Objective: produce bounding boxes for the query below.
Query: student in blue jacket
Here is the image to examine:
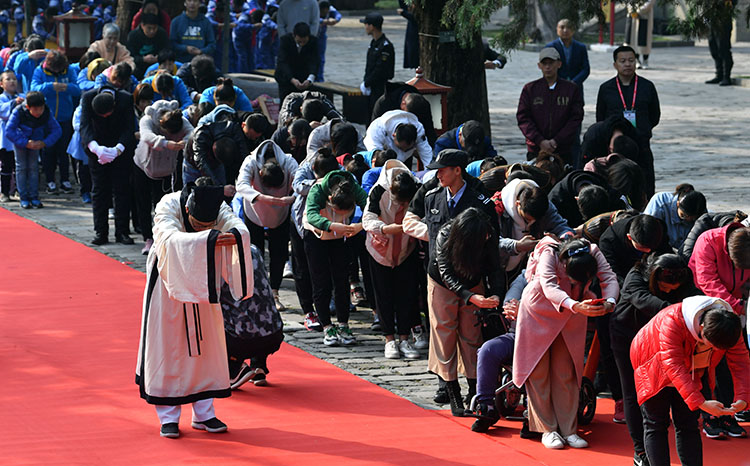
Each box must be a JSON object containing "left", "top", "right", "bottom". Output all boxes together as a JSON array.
[
  {"left": 31, "top": 50, "right": 81, "bottom": 194},
  {"left": 170, "top": 0, "right": 216, "bottom": 63},
  {"left": 6, "top": 91, "right": 62, "bottom": 208},
  {"left": 0, "top": 70, "right": 23, "bottom": 202},
  {"left": 141, "top": 72, "right": 192, "bottom": 110}
]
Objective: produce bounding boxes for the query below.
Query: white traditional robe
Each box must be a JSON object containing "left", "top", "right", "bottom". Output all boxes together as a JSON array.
[{"left": 136, "top": 192, "right": 253, "bottom": 405}]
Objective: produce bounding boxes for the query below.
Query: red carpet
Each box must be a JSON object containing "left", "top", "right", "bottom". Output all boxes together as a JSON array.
[{"left": 1, "top": 207, "right": 749, "bottom": 465}]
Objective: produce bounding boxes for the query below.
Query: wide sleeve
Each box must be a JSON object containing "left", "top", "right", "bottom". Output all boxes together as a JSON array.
[
  {"left": 139, "top": 115, "right": 168, "bottom": 150},
  {"left": 537, "top": 247, "right": 575, "bottom": 311},
  {"left": 235, "top": 155, "right": 261, "bottom": 202}
]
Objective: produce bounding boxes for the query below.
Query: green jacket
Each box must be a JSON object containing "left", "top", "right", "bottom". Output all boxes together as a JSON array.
[{"left": 305, "top": 170, "right": 368, "bottom": 233}]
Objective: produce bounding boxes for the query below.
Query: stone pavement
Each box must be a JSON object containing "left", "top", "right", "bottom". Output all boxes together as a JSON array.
[{"left": 3, "top": 13, "right": 750, "bottom": 412}]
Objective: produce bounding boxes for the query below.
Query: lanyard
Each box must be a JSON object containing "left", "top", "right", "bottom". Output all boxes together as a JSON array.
[{"left": 616, "top": 75, "right": 638, "bottom": 111}]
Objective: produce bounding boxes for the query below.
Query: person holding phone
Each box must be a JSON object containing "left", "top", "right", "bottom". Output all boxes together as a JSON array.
[{"left": 513, "top": 237, "right": 619, "bottom": 449}]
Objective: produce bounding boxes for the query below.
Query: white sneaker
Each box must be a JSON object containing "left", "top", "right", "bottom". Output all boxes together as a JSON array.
[
  {"left": 272, "top": 290, "right": 286, "bottom": 312},
  {"left": 541, "top": 431, "right": 565, "bottom": 449},
  {"left": 641, "top": 58, "right": 649, "bottom": 70},
  {"left": 108, "top": 208, "right": 115, "bottom": 219},
  {"left": 564, "top": 433, "right": 589, "bottom": 449},
  {"left": 411, "top": 326, "right": 429, "bottom": 350},
  {"left": 384, "top": 340, "right": 400, "bottom": 359},
  {"left": 399, "top": 339, "right": 420, "bottom": 359},
  {"left": 283, "top": 260, "right": 293, "bottom": 278}
]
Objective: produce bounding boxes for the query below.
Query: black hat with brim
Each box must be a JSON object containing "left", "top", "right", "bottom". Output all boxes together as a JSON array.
[{"left": 426, "top": 148, "right": 469, "bottom": 170}]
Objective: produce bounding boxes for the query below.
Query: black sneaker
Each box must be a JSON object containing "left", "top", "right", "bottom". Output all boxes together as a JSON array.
[
  {"left": 721, "top": 415, "right": 747, "bottom": 438},
  {"left": 160, "top": 422, "right": 180, "bottom": 438},
  {"left": 433, "top": 386, "right": 448, "bottom": 404},
  {"left": 229, "top": 363, "right": 253, "bottom": 390},
  {"left": 191, "top": 417, "right": 227, "bottom": 433},
  {"left": 633, "top": 451, "right": 650, "bottom": 466},
  {"left": 469, "top": 401, "right": 501, "bottom": 433},
  {"left": 703, "top": 416, "right": 727, "bottom": 439},
  {"left": 735, "top": 410, "right": 750, "bottom": 423}
]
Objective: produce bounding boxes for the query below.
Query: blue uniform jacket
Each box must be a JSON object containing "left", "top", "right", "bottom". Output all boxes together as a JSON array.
[{"left": 30, "top": 64, "right": 81, "bottom": 121}]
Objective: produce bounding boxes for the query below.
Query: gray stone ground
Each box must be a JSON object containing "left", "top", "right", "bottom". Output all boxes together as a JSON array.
[{"left": 3, "top": 14, "right": 750, "bottom": 411}]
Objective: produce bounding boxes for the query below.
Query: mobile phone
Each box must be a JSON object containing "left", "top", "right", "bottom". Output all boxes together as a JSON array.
[{"left": 588, "top": 298, "right": 606, "bottom": 305}]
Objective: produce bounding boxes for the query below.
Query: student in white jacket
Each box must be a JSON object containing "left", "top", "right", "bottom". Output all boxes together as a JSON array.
[
  {"left": 363, "top": 109, "right": 433, "bottom": 170},
  {"left": 236, "top": 139, "right": 299, "bottom": 310}
]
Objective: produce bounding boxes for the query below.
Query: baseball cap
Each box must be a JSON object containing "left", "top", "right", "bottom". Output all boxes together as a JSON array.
[
  {"left": 460, "top": 120, "right": 485, "bottom": 158},
  {"left": 538, "top": 47, "right": 560, "bottom": 62},
  {"left": 426, "top": 149, "right": 468, "bottom": 170},
  {"left": 360, "top": 12, "right": 383, "bottom": 29}
]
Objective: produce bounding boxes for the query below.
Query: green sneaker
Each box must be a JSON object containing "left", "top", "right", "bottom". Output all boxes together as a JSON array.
[
  {"left": 337, "top": 324, "right": 356, "bottom": 346},
  {"left": 323, "top": 326, "right": 339, "bottom": 346}
]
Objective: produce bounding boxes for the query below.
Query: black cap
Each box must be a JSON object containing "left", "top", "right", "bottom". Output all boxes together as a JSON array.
[
  {"left": 360, "top": 12, "right": 383, "bottom": 29},
  {"left": 187, "top": 185, "right": 225, "bottom": 223},
  {"left": 426, "top": 149, "right": 468, "bottom": 170},
  {"left": 460, "top": 120, "right": 485, "bottom": 158}
]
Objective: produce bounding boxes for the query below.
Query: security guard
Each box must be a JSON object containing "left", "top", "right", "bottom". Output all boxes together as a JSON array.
[
  {"left": 401, "top": 148, "right": 498, "bottom": 408},
  {"left": 360, "top": 12, "right": 395, "bottom": 118}
]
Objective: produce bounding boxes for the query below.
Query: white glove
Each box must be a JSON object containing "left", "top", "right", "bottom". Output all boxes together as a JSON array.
[
  {"left": 359, "top": 82, "right": 371, "bottom": 96},
  {"left": 87, "top": 140, "right": 104, "bottom": 157},
  {"left": 97, "top": 147, "right": 118, "bottom": 164}
]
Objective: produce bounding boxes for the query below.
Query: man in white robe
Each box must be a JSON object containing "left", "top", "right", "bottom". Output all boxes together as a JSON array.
[{"left": 136, "top": 180, "right": 254, "bottom": 438}]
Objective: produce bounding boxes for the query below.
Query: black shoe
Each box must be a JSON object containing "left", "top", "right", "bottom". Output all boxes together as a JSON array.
[
  {"left": 91, "top": 234, "right": 109, "bottom": 245},
  {"left": 703, "top": 416, "right": 727, "bottom": 439},
  {"left": 160, "top": 422, "right": 180, "bottom": 438},
  {"left": 446, "top": 380, "right": 464, "bottom": 417},
  {"left": 433, "top": 386, "right": 449, "bottom": 404},
  {"left": 735, "top": 410, "right": 750, "bottom": 423},
  {"left": 469, "top": 401, "right": 501, "bottom": 433},
  {"left": 191, "top": 417, "right": 227, "bottom": 433},
  {"left": 721, "top": 415, "right": 747, "bottom": 438},
  {"left": 230, "top": 363, "right": 267, "bottom": 389},
  {"left": 370, "top": 318, "right": 382, "bottom": 332},
  {"left": 719, "top": 78, "right": 732, "bottom": 86},
  {"left": 115, "top": 233, "right": 134, "bottom": 245},
  {"left": 634, "top": 451, "right": 650, "bottom": 466},
  {"left": 463, "top": 378, "right": 477, "bottom": 406},
  {"left": 519, "top": 419, "right": 541, "bottom": 439},
  {"left": 705, "top": 76, "right": 722, "bottom": 84}
]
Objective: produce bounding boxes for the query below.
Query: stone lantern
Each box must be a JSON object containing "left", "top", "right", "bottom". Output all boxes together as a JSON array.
[
  {"left": 54, "top": 7, "right": 97, "bottom": 62},
  {"left": 406, "top": 66, "right": 452, "bottom": 135}
]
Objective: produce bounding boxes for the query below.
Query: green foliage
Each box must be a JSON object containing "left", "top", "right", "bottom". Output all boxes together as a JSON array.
[{"left": 662, "top": 0, "right": 736, "bottom": 38}]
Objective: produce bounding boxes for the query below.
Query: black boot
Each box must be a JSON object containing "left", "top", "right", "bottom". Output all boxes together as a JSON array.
[
  {"left": 720, "top": 62, "right": 733, "bottom": 86},
  {"left": 464, "top": 378, "right": 477, "bottom": 405},
  {"left": 446, "top": 380, "right": 464, "bottom": 417},
  {"left": 470, "top": 401, "right": 501, "bottom": 433},
  {"left": 433, "top": 376, "right": 448, "bottom": 404}
]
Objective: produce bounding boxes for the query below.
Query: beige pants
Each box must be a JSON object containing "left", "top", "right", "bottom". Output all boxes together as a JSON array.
[
  {"left": 526, "top": 333, "right": 579, "bottom": 436},
  {"left": 426, "top": 276, "right": 483, "bottom": 381}
]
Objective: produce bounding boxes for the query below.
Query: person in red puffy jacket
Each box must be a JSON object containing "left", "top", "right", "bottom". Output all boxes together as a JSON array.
[{"left": 630, "top": 296, "right": 750, "bottom": 466}]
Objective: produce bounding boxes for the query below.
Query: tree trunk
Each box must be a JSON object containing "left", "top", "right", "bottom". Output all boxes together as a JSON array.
[
  {"left": 116, "top": 0, "right": 138, "bottom": 42},
  {"left": 413, "top": 0, "right": 490, "bottom": 136}
]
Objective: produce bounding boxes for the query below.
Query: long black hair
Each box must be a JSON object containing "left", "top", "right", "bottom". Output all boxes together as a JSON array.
[
  {"left": 557, "top": 238, "right": 598, "bottom": 284},
  {"left": 443, "top": 207, "right": 497, "bottom": 281},
  {"left": 640, "top": 253, "right": 694, "bottom": 301}
]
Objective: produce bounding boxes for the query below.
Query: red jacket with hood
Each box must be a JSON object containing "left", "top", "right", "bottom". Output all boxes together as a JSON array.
[
  {"left": 630, "top": 297, "right": 750, "bottom": 410},
  {"left": 689, "top": 223, "right": 749, "bottom": 314}
]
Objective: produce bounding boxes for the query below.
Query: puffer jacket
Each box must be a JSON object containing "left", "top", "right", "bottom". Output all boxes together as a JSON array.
[
  {"left": 6, "top": 103, "right": 61, "bottom": 148},
  {"left": 630, "top": 296, "right": 750, "bottom": 410},
  {"left": 186, "top": 108, "right": 248, "bottom": 185},
  {"left": 362, "top": 159, "right": 419, "bottom": 267},
  {"left": 688, "top": 222, "right": 750, "bottom": 314},
  {"left": 679, "top": 211, "right": 746, "bottom": 262},
  {"left": 134, "top": 100, "right": 194, "bottom": 179},
  {"left": 30, "top": 64, "right": 81, "bottom": 121}
]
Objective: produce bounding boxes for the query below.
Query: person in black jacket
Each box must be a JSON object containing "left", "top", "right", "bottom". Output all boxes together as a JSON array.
[
  {"left": 609, "top": 253, "right": 698, "bottom": 466},
  {"left": 397, "top": 0, "right": 418, "bottom": 69},
  {"left": 274, "top": 22, "right": 319, "bottom": 102},
  {"left": 679, "top": 210, "right": 747, "bottom": 261},
  {"left": 599, "top": 214, "right": 670, "bottom": 284},
  {"left": 80, "top": 86, "right": 136, "bottom": 245},
  {"left": 360, "top": 13, "right": 394, "bottom": 117},
  {"left": 595, "top": 45, "right": 660, "bottom": 197},
  {"left": 549, "top": 169, "right": 624, "bottom": 228},
  {"left": 177, "top": 54, "right": 221, "bottom": 102},
  {"left": 580, "top": 114, "right": 640, "bottom": 166},
  {"left": 428, "top": 207, "right": 503, "bottom": 417},
  {"left": 127, "top": 13, "right": 170, "bottom": 80},
  {"left": 185, "top": 117, "right": 248, "bottom": 187}
]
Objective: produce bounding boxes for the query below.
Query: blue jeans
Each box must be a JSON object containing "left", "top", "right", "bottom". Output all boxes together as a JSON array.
[
  {"left": 476, "top": 333, "right": 515, "bottom": 403},
  {"left": 14, "top": 146, "right": 39, "bottom": 201}
]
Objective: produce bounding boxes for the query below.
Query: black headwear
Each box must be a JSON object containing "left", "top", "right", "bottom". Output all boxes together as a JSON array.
[{"left": 186, "top": 185, "right": 225, "bottom": 223}]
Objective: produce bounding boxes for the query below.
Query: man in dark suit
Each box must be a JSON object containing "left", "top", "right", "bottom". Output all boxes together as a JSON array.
[
  {"left": 274, "top": 22, "right": 320, "bottom": 103},
  {"left": 546, "top": 19, "right": 590, "bottom": 168}
]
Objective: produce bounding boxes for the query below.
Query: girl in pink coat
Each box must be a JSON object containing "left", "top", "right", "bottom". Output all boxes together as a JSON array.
[{"left": 513, "top": 236, "right": 619, "bottom": 449}]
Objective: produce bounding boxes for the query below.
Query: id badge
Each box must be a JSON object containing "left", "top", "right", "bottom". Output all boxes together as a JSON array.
[{"left": 623, "top": 110, "right": 636, "bottom": 127}]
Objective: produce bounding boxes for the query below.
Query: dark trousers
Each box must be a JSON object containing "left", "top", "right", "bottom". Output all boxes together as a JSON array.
[
  {"left": 290, "top": 223, "right": 314, "bottom": 314},
  {"left": 72, "top": 158, "right": 92, "bottom": 195},
  {"left": 595, "top": 313, "right": 623, "bottom": 400},
  {"left": 641, "top": 387, "right": 702, "bottom": 466},
  {"left": 0, "top": 148, "right": 13, "bottom": 195},
  {"left": 708, "top": 18, "right": 733, "bottom": 79},
  {"left": 225, "top": 329, "right": 284, "bottom": 374},
  {"left": 476, "top": 333, "right": 515, "bottom": 404},
  {"left": 133, "top": 164, "right": 173, "bottom": 241},
  {"left": 303, "top": 231, "right": 350, "bottom": 327},
  {"left": 368, "top": 250, "right": 418, "bottom": 336},
  {"left": 612, "top": 331, "right": 645, "bottom": 455},
  {"left": 89, "top": 153, "right": 132, "bottom": 237},
  {"left": 640, "top": 144, "right": 655, "bottom": 199},
  {"left": 245, "top": 214, "right": 290, "bottom": 291},
  {"left": 43, "top": 120, "right": 72, "bottom": 184},
  {"left": 346, "top": 230, "right": 375, "bottom": 303}
]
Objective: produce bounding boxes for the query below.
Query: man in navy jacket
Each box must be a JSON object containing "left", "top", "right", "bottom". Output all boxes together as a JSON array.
[{"left": 545, "top": 19, "right": 590, "bottom": 98}]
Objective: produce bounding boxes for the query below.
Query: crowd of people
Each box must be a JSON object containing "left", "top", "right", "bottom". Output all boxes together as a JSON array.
[{"left": 0, "top": 2, "right": 748, "bottom": 465}]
